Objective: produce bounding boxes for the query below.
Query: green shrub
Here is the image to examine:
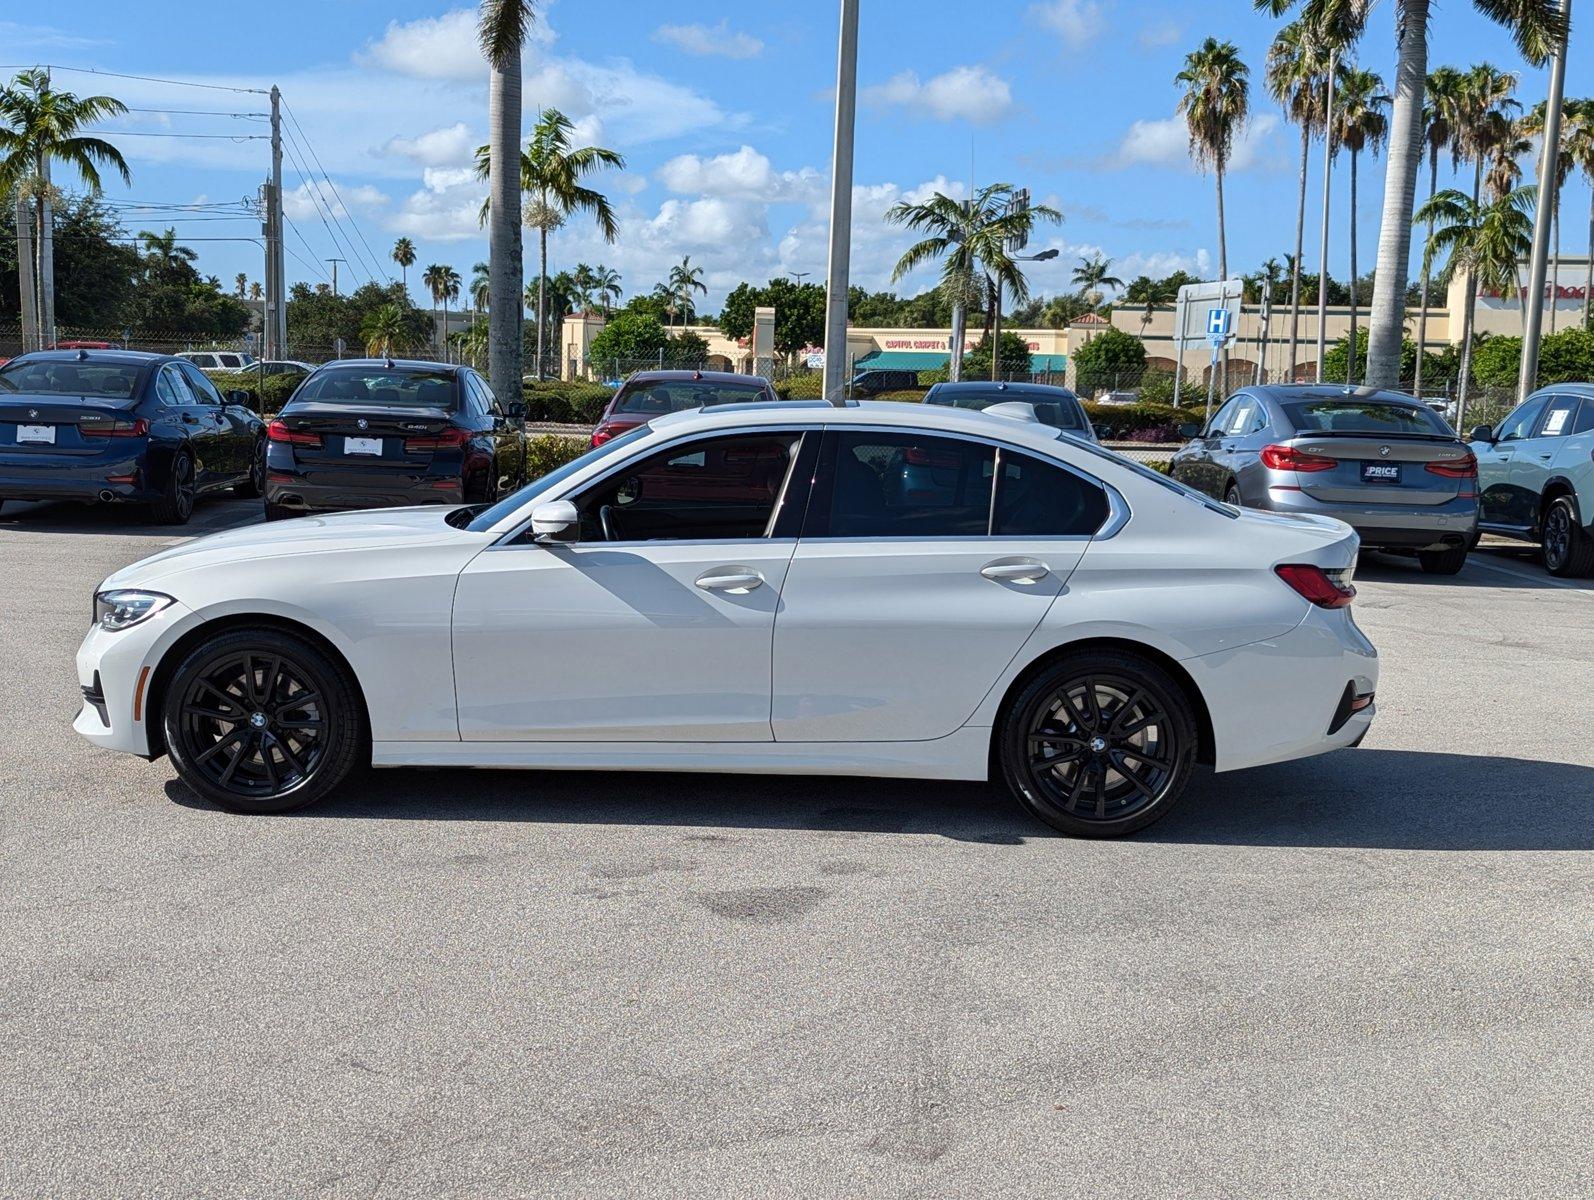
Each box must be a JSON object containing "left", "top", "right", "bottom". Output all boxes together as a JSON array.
[
  {"left": 873, "top": 389, "right": 927, "bottom": 403},
  {"left": 1136, "top": 371, "right": 1204, "bottom": 407},
  {"left": 777, "top": 373, "right": 824, "bottom": 400},
  {"left": 524, "top": 434, "right": 590, "bottom": 480},
  {"left": 1082, "top": 401, "right": 1185, "bottom": 440},
  {"left": 520, "top": 380, "right": 613, "bottom": 424},
  {"left": 1072, "top": 326, "right": 1147, "bottom": 394},
  {"left": 203, "top": 370, "right": 304, "bottom": 414},
  {"left": 1141, "top": 459, "right": 1172, "bottom": 475}
]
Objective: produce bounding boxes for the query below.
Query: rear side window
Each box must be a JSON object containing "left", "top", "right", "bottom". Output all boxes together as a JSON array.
[
  {"left": 1282, "top": 399, "right": 1449, "bottom": 436},
  {"left": 1536, "top": 395, "right": 1581, "bottom": 438},
  {"left": 814, "top": 431, "right": 995, "bottom": 538},
  {"left": 994, "top": 450, "right": 1110, "bottom": 536},
  {"left": 295, "top": 368, "right": 457, "bottom": 409},
  {"left": 1573, "top": 398, "right": 1594, "bottom": 436},
  {"left": 613, "top": 380, "right": 770, "bottom": 415}
]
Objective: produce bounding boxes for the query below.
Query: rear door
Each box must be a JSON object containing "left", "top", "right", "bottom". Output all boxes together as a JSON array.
[
  {"left": 178, "top": 360, "right": 249, "bottom": 479},
  {"left": 158, "top": 364, "right": 228, "bottom": 486},
  {"left": 771, "top": 430, "right": 1106, "bottom": 743}
]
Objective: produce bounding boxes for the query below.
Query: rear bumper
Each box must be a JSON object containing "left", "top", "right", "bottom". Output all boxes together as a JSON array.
[
  {"left": 265, "top": 473, "right": 463, "bottom": 513},
  {"left": 1260, "top": 488, "right": 1477, "bottom": 550},
  {"left": 0, "top": 456, "right": 155, "bottom": 503}
]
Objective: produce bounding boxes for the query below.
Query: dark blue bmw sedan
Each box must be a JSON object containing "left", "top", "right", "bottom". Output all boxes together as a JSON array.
[{"left": 0, "top": 349, "right": 266, "bottom": 524}]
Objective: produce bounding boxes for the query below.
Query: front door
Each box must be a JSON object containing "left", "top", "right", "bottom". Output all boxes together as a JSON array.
[
  {"left": 1477, "top": 394, "right": 1548, "bottom": 527},
  {"left": 1510, "top": 393, "right": 1580, "bottom": 530},
  {"left": 772, "top": 430, "right": 1104, "bottom": 742},
  {"left": 451, "top": 429, "right": 809, "bottom": 741}
]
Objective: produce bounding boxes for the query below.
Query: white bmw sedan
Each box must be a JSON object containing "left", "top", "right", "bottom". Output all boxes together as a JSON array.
[{"left": 75, "top": 400, "right": 1377, "bottom": 837}]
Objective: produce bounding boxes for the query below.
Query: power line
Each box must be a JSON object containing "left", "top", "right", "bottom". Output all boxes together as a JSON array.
[
  {"left": 283, "top": 214, "right": 334, "bottom": 283},
  {"left": 282, "top": 98, "right": 388, "bottom": 283},
  {"left": 122, "top": 107, "right": 268, "bottom": 118},
  {"left": 89, "top": 129, "right": 269, "bottom": 140},
  {"left": 278, "top": 127, "right": 364, "bottom": 287},
  {"left": 0, "top": 63, "right": 268, "bottom": 94}
]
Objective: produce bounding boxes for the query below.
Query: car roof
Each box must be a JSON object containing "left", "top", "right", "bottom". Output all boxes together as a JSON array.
[
  {"left": 929, "top": 381, "right": 1080, "bottom": 398},
  {"left": 311, "top": 357, "right": 460, "bottom": 373},
  {"left": 8, "top": 349, "right": 167, "bottom": 366},
  {"left": 621, "top": 370, "right": 769, "bottom": 385},
  {"left": 1247, "top": 384, "right": 1424, "bottom": 407}
]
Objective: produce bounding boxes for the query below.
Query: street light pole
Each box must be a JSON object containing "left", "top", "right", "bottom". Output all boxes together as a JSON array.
[
  {"left": 1518, "top": 0, "right": 1572, "bottom": 404},
  {"left": 821, "top": 0, "right": 860, "bottom": 405},
  {"left": 1314, "top": 46, "right": 1338, "bottom": 385}
]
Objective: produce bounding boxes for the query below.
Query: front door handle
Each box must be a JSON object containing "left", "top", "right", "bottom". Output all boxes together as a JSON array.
[
  {"left": 1537, "top": 452, "right": 1553, "bottom": 460},
  {"left": 981, "top": 557, "right": 1050, "bottom": 585},
  {"left": 695, "top": 567, "right": 764, "bottom": 593}
]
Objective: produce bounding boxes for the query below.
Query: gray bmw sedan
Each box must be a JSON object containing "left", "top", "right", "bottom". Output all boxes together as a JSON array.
[{"left": 1171, "top": 385, "right": 1478, "bottom": 574}]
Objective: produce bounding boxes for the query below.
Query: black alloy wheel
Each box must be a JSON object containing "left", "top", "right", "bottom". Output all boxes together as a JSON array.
[
  {"left": 163, "top": 629, "right": 363, "bottom": 813},
  {"left": 1000, "top": 650, "right": 1197, "bottom": 837},
  {"left": 1543, "top": 496, "right": 1594, "bottom": 577},
  {"left": 235, "top": 438, "right": 266, "bottom": 498},
  {"left": 151, "top": 450, "right": 196, "bottom": 525}
]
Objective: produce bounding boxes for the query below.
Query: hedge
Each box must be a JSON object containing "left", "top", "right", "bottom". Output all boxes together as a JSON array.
[
  {"left": 524, "top": 433, "right": 591, "bottom": 479},
  {"left": 521, "top": 380, "right": 613, "bottom": 424},
  {"left": 203, "top": 370, "right": 303, "bottom": 414},
  {"left": 1083, "top": 402, "right": 1184, "bottom": 441}
]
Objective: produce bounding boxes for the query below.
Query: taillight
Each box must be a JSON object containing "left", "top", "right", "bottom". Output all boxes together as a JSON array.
[
  {"left": 1424, "top": 450, "right": 1477, "bottom": 479},
  {"left": 404, "top": 426, "right": 471, "bottom": 452},
  {"left": 78, "top": 414, "right": 148, "bottom": 438},
  {"left": 1261, "top": 444, "right": 1336, "bottom": 472},
  {"left": 903, "top": 446, "right": 960, "bottom": 468},
  {"left": 591, "top": 422, "right": 622, "bottom": 447},
  {"left": 267, "top": 419, "right": 321, "bottom": 448},
  {"left": 1275, "top": 563, "right": 1356, "bottom": 609}
]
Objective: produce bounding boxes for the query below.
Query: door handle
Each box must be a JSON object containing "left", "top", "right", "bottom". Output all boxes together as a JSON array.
[
  {"left": 981, "top": 558, "right": 1050, "bottom": 584},
  {"left": 1537, "top": 452, "right": 1553, "bottom": 460},
  {"left": 182, "top": 413, "right": 197, "bottom": 424},
  {"left": 695, "top": 567, "right": 764, "bottom": 593}
]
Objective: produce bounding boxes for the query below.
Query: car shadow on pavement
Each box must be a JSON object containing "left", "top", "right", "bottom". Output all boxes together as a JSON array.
[
  {"left": 1357, "top": 547, "right": 1594, "bottom": 593},
  {"left": 0, "top": 498, "right": 262, "bottom": 539},
  {"left": 164, "top": 748, "right": 1592, "bottom": 851}
]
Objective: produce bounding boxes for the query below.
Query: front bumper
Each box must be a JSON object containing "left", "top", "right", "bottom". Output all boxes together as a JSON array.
[
  {"left": 73, "top": 598, "right": 196, "bottom": 756},
  {"left": 1260, "top": 488, "right": 1478, "bottom": 551}
]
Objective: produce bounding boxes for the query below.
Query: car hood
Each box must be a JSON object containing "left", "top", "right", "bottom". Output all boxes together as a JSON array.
[{"left": 103, "top": 505, "right": 486, "bottom": 588}]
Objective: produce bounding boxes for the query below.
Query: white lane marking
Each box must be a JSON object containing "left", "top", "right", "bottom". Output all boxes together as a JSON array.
[{"left": 1468, "top": 553, "right": 1594, "bottom": 595}]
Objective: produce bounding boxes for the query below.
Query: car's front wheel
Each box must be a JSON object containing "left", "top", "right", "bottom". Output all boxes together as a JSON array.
[
  {"left": 998, "top": 649, "right": 1198, "bottom": 838},
  {"left": 1542, "top": 496, "right": 1594, "bottom": 577},
  {"left": 162, "top": 628, "right": 364, "bottom": 814}
]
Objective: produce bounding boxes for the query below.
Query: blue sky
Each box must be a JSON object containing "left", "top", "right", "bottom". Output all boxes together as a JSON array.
[{"left": 5, "top": 1, "right": 1590, "bottom": 311}]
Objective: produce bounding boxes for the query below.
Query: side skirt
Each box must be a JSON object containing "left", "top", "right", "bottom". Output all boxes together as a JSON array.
[{"left": 371, "top": 727, "right": 993, "bottom": 781}]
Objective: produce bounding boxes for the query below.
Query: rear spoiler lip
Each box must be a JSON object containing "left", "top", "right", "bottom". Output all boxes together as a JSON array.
[{"left": 1284, "top": 430, "right": 1458, "bottom": 443}]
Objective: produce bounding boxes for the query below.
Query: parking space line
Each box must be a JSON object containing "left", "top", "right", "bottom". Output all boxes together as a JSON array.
[{"left": 1468, "top": 553, "right": 1594, "bottom": 595}]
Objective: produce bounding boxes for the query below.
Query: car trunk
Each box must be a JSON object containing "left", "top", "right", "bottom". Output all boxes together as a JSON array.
[
  {"left": 274, "top": 403, "right": 457, "bottom": 474},
  {"left": 1282, "top": 434, "right": 1474, "bottom": 507},
  {"left": 0, "top": 396, "right": 141, "bottom": 458}
]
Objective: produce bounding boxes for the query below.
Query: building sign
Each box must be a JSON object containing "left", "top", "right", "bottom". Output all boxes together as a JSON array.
[
  {"left": 1479, "top": 283, "right": 1591, "bottom": 304},
  {"left": 879, "top": 337, "right": 1042, "bottom": 351}
]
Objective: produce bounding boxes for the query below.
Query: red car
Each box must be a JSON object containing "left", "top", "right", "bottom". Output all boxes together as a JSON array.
[{"left": 590, "top": 369, "right": 778, "bottom": 446}]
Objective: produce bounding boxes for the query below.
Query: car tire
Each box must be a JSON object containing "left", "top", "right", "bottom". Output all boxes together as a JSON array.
[
  {"left": 1224, "top": 482, "right": 1242, "bottom": 507},
  {"left": 234, "top": 439, "right": 266, "bottom": 498},
  {"left": 998, "top": 649, "right": 1198, "bottom": 838},
  {"left": 1417, "top": 545, "right": 1469, "bottom": 575},
  {"left": 150, "top": 449, "right": 196, "bottom": 525},
  {"left": 1542, "top": 496, "right": 1594, "bottom": 577},
  {"left": 162, "top": 627, "right": 365, "bottom": 815},
  {"left": 263, "top": 501, "right": 294, "bottom": 522}
]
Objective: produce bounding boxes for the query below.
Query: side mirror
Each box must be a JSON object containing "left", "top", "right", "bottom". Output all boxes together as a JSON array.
[
  {"left": 1469, "top": 424, "right": 1495, "bottom": 444},
  {"left": 506, "top": 400, "right": 526, "bottom": 420},
  {"left": 227, "top": 389, "right": 257, "bottom": 410},
  {"left": 1178, "top": 422, "right": 1201, "bottom": 440},
  {"left": 530, "top": 499, "right": 578, "bottom": 543}
]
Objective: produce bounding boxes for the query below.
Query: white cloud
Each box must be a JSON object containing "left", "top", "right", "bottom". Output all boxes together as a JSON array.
[
  {"left": 1118, "top": 248, "right": 1213, "bottom": 279},
  {"left": 383, "top": 123, "right": 475, "bottom": 168},
  {"left": 391, "top": 168, "right": 485, "bottom": 241},
  {"left": 862, "top": 66, "right": 1013, "bottom": 124},
  {"left": 656, "top": 146, "right": 822, "bottom": 203},
  {"left": 358, "top": 7, "right": 557, "bottom": 81},
  {"left": 283, "top": 180, "right": 388, "bottom": 222},
  {"left": 651, "top": 20, "right": 763, "bottom": 59},
  {"left": 1137, "top": 19, "right": 1184, "bottom": 49},
  {"left": 1110, "top": 113, "right": 1280, "bottom": 171},
  {"left": 1030, "top": 0, "right": 1103, "bottom": 47}
]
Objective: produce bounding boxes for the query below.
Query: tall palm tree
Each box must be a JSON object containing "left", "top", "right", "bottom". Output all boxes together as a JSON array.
[
  {"left": 479, "top": 1, "right": 533, "bottom": 404},
  {"left": 1333, "top": 67, "right": 1389, "bottom": 383},
  {"left": 1415, "top": 185, "right": 1536, "bottom": 426},
  {"left": 1565, "top": 101, "right": 1594, "bottom": 329},
  {"left": 362, "top": 303, "right": 410, "bottom": 357},
  {"left": 1414, "top": 66, "right": 1466, "bottom": 394},
  {"left": 137, "top": 227, "right": 197, "bottom": 273},
  {"left": 391, "top": 236, "right": 416, "bottom": 294},
  {"left": 885, "top": 183, "right": 1061, "bottom": 382},
  {"left": 1177, "top": 39, "right": 1250, "bottom": 286},
  {"left": 0, "top": 67, "right": 130, "bottom": 346},
  {"left": 569, "top": 262, "right": 597, "bottom": 312},
  {"left": 249, "top": 280, "right": 263, "bottom": 302},
  {"left": 234, "top": 272, "right": 248, "bottom": 298},
  {"left": 476, "top": 107, "right": 625, "bottom": 379},
  {"left": 1265, "top": 20, "right": 1334, "bottom": 380},
  {"left": 591, "top": 263, "right": 622, "bottom": 314},
  {"left": 1071, "top": 254, "right": 1125, "bottom": 308},
  {"left": 1125, "top": 275, "right": 1178, "bottom": 341},
  {"left": 470, "top": 260, "right": 491, "bottom": 313},
  {"left": 422, "top": 263, "right": 461, "bottom": 357},
  {"left": 667, "top": 256, "right": 707, "bottom": 328}
]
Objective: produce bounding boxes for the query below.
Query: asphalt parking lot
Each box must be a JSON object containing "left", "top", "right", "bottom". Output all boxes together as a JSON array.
[{"left": 2, "top": 496, "right": 1591, "bottom": 1198}]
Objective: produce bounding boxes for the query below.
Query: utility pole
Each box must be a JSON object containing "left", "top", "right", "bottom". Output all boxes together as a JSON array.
[
  {"left": 327, "top": 258, "right": 346, "bottom": 297},
  {"left": 15, "top": 192, "right": 37, "bottom": 351},
  {"left": 1314, "top": 46, "right": 1338, "bottom": 385},
  {"left": 38, "top": 68, "right": 56, "bottom": 349},
  {"left": 821, "top": 0, "right": 860, "bottom": 405},
  {"left": 1518, "top": 0, "right": 1572, "bottom": 404},
  {"left": 261, "top": 85, "right": 286, "bottom": 361}
]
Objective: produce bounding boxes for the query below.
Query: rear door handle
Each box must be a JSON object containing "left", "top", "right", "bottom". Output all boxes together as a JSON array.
[
  {"left": 695, "top": 567, "right": 764, "bottom": 593},
  {"left": 1537, "top": 452, "right": 1553, "bottom": 460},
  {"left": 981, "top": 557, "right": 1050, "bottom": 585}
]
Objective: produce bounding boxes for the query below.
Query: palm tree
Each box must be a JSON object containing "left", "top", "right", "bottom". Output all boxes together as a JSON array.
[
  {"left": 1177, "top": 39, "right": 1250, "bottom": 286},
  {"left": 476, "top": 106, "right": 625, "bottom": 379},
  {"left": 667, "top": 256, "right": 707, "bottom": 328},
  {"left": 1333, "top": 67, "right": 1389, "bottom": 383},
  {"left": 470, "top": 260, "right": 491, "bottom": 313},
  {"left": 569, "top": 262, "right": 597, "bottom": 312},
  {"left": 233, "top": 272, "right": 248, "bottom": 297},
  {"left": 1265, "top": 20, "right": 1334, "bottom": 379},
  {"left": 391, "top": 236, "right": 416, "bottom": 293},
  {"left": 361, "top": 303, "right": 410, "bottom": 356},
  {"left": 249, "top": 280, "right": 263, "bottom": 302},
  {"left": 1414, "top": 66, "right": 1465, "bottom": 394},
  {"left": 479, "top": 1, "right": 534, "bottom": 404},
  {"left": 591, "top": 264, "right": 622, "bottom": 314},
  {"left": 137, "top": 227, "right": 197, "bottom": 273},
  {"left": 1521, "top": 98, "right": 1580, "bottom": 333},
  {"left": 1415, "top": 185, "right": 1536, "bottom": 426},
  {"left": 422, "top": 263, "right": 461, "bottom": 357},
  {"left": 1071, "top": 254, "right": 1124, "bottom": 308},
  {"left": 1566, "top": 101, "right": 1594, "bottom": 330},
  {"left": 885, "top": 183, "right": 1061, "bottom": 382},
  {"left": 1125, "top": 275, "right": 1178, "bottom": 341},
  {"left": 0, "top": 67, "right": 130, "bottom": 346}
]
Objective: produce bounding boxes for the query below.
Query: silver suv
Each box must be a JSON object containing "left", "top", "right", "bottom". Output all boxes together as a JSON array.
[
  {"left": 1171, "top": 385, "right": 1479, "bottom": 574},
  {"left": 1471, "top": 385, "right": 1594, "bottom": 577}
]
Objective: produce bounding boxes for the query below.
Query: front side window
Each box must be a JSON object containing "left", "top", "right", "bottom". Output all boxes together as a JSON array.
[
  {"left": 1535, "top": 394, "right": 1581, "bottom": 439},
  {"left": 1205, "top": 397, "right": 1240, "bottom": 437},
  {"left": 575, "top": 433, "right": 799, "bottom": 542},
  {"left": 819, "top": 432, "right": 995, "bottom": 538},
  {"left": 994, "top": 450, "right": 1110, "bottom": 536},
  {"left": 1497, "top": 396, "right": 1548, "bottom": 442}
]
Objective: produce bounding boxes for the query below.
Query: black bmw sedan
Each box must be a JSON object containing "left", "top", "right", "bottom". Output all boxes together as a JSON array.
[
  {"left": 0, "top": 349, "right": 266, "bottom": 524},
  {"left": 263, "top": 359, "right": 527, "bottom": 520}
]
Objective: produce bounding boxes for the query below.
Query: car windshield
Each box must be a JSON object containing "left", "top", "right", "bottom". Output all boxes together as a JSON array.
[
  {"left": 0, "top": 359, "right": 144, "bottom": 400},
  {"left": 294, "top": 368, "right": 456, "bottom": 409},
  {"left": 933, "top": 390, "right": 1085, "bottom": 430},
  {"left": 460, "top": 424, "right": 653, "bottom": 533},
  {"left": 1282, "top": 399, "right": 1451, "bottom": 436},
  {"left": 614, "top": 380, "right": 768, "bottom": 415}
]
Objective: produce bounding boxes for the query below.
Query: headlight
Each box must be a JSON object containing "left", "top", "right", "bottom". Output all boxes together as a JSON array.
[{"left": 93, "top": 589, "right": 175, "bottom": 632}]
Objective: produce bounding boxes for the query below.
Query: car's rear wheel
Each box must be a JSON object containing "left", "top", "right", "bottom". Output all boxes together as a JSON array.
[
  {"left": 263, "top": 501, "right": 294, "bottom": 522},
  {"left": 234, "top": 439, "right": 265, "bottom": 498},
  {"left": 150, "top": 450, "right": 196, "bottom": 525},
  {"left": 1543, "top": 496, "right": 1594, "bottom": 577},
  {"left": 1224, "top": 482, "right": 1241, "bottom": 507},
  {"left": 999, "top": 649, "right": 1197, "bottom": 838},
  {"left": 162, "top": 628, "right": 364, "bottom": 814},
  {"left": 1417, "top": 544, "right": 1469, "bottom": 575}
]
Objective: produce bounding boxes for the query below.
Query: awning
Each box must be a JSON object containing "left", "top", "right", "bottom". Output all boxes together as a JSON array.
[
  {"left": 1029, "top": 354, "right": 1068, "bottom": 372},
  {"left": 854, "top": 350, "right": 950, "bottom": 371}
]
